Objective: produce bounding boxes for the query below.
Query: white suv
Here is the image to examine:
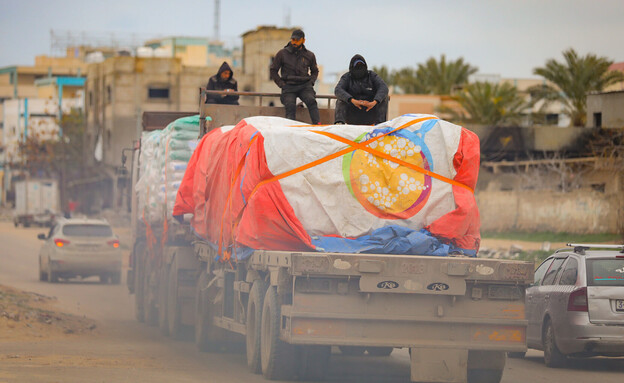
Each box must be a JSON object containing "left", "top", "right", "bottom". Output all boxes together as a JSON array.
[
  {"left": 38, "top": 218, "right": 122, "bottom": 284},
  {"left": 514, "top": 244, "right": 624, "bottom": 367}
]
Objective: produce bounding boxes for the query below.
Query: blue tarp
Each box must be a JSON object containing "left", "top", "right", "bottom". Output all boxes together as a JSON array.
[{"left": 311, "top": 225, "right": 477, "bottom": 257}]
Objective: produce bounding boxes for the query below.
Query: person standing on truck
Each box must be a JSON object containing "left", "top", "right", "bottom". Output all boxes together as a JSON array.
[
  {"left": 205, "top": 61, "right": 239, "bottom": 105},
  {"left": 270, "top": 29, "right": 320, "bottom": 124},
  {"left": 334, "top": 54, "right": 389, "bottom": 125}
]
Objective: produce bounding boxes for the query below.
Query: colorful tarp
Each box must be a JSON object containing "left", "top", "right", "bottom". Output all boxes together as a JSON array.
[{"left": 173, "top": 114, "right": 481, "bottom": 259}]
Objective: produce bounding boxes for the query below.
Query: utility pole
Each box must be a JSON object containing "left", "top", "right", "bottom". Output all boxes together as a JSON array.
[{"left": 214, "top": 0, "right": 220, "bottom": 41}]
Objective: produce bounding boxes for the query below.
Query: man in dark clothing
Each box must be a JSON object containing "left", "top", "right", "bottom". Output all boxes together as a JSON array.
[
  {"left": 269, "top": 29, "right": 320, "bottom": 124},
  {"left": 334, "top": 54, "right": 389, "bottom": 125},
  {"left": 205, "top": 61, "right": 239, "bottom": 105}
]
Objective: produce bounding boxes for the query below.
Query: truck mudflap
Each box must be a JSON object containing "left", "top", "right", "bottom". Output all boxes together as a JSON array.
[{"left": 249, "top": 251, "right": 532, "bottom": 353}]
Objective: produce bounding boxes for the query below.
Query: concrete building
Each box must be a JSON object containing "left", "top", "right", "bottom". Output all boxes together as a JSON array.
[
  {"left": 586, "top": 91, "right": 624, "bottom": 128},
  {"left": 85, "top": 56, "right": 215, "bottom": 169},
  {"left": 145, "top": 36, "right": 241, "bottom": 68}
]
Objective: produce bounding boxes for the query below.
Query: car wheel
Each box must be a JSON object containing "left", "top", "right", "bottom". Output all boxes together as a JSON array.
[
  {"left": 543, "top": 320, "right": 566, "bottom": 368},
  {"left": 39, "top": 260, "right": 47, "bottom": 281},
  {"left": 47, "top": 264, "right": 58, "bottom": 283}
]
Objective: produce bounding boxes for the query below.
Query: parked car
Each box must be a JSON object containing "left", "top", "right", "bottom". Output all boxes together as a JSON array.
[
  {"left": 38, "top": 218, "right": 122, "bottom": 284},
  {"left": 510, "top": 243, "right": 624, "bottom": 367}
]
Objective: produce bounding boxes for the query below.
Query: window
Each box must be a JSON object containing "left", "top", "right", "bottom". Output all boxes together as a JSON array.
[
  {"left": 593, "top": 112, "right": 602, "bottom": 128},
  {"left": 148, "top": 87, "right": 170, "bottom": 99},
  {"left": 542, "top": 258, "right": 566, "bottom": 286},
  {"left": 545, "top": 114, "right": 559, "bottom": 125},
  {"left": 62, "top": 224, "right": 113, "bottom": 237},
  {"left": 586, "top": 258, "right": 624, "bottom": 287},
  {"left": 106, "top": 85, "right": 112, "bottom": 104},
  {"left": 533, "top": 258, "right": 554, "bottom": 286},
  {"left": 89, "top": 91, "right": 93, "bottom": 107},
  {"left": 559, "top": 257, "right": 579, "bottom": 285}
]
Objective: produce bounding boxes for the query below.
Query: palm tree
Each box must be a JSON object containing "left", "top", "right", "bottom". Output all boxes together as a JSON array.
[
  {"left": 530, "top": 49, "right": 624, "bottom": 126},
  {"left": 446, "top": 82, "right": 528, "bottom": 126},
  {"left": 415, "top": 55, "right": 478, "bottom": 95}
]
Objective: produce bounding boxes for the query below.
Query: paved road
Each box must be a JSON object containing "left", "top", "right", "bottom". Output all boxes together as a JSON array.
[{"left": 1, "top": 221, "right": 623, "bottom": 382}]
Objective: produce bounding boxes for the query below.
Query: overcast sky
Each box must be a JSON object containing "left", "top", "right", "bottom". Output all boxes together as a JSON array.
[{"left": 1, "top": 0, "right": 623, "bottom": 80}]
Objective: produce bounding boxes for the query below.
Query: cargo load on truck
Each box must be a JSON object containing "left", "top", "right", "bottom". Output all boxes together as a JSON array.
[
  {"left": 136, "top": 115, "right": 201, "bottom": 224},
  {"left": 173, "top": 114, "right": 480, "bottom": 259}
]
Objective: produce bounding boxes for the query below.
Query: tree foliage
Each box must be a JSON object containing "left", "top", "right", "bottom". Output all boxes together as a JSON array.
[
  {"left": 530, "top": 48, "right": 624, "bottom": 126},
  {"left": 375, "top": 55, "right": 477, "bottom": 95},
  {"left": 445, "top": 82, "right": 528, "bottom": 126}
]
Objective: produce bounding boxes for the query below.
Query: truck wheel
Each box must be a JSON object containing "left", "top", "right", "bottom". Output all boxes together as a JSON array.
[
  {"left": 134, "top": 244, "right": 146, "bottom": 322},
  {"left": 143, "top": 257, "right": 159, "bottom": 326},
  {"left": 367, "top": 347, "right": 393, "bottom": 357},
  {"left": 338, "top": 346, "right": 366, "bottom": 356},
  {"left": 543, "top": 321, "right": 566, "bottom": 368},
  {"left": 47, "top": 264, "right": 58, "bottom": 283},
  {"left": 195, "top": 270, "right": 222, "bottom": 351},
  {"left": 246, "top": 279, "right": 267, "bottom": 374},
  {"left": 167, "top": 263, "right": 183, "bottom": 339},
  {"left": 261, "top": 286, "right": 296, "bottom": 381},
  {"left": 467, "top": 351, "right": 505, "bottom": 383},
  {"left": 158, "top": 266, "right": 170, "bottom": 336},
  {"left": 296, "top": 345, "right": 331, "bottom": 381}
]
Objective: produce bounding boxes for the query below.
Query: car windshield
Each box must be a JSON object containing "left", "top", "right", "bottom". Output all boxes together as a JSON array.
[
  {"left": 586, "top": 258, "right": 624, "bottom": 286},
  {"left": 62, "top": 224, "right": 113, "bottom": 237}
]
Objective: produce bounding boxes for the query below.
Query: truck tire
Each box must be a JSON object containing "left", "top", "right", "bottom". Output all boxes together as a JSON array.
[
  {"left": 338, "top": 346, "right": 366, "bottom": 356},
  {"left": 134, "top": 243, "right": 146, "bottom": 322},
  {"left": 261, "top": 285, "right": 296, "bottom": 381},
  {"left": 367, "top": 347, "right": 393, "bottom": 357},
  {"left": 167, "top": 263, "right": 183, "bottom": 339},
  {"left": 467, "top": 350, "right": 505, "bottom": 383},
  {"left": 296, "top": 345, "right": 331, "bottom": 381},
  {"left": 158, "top": 266, "right": 170, "bottom": 336},
  {"left": 543, "top": 321, "right": 566, "bottom": 368},
  {"left": 195, "top": 270, "right": 222, "bottom": 351},
  {"left": 143, "top": 257, "right": 159, "bottom": 326},
  {"left": 246, "top": 279, "right": 267, "bottom": 374}
]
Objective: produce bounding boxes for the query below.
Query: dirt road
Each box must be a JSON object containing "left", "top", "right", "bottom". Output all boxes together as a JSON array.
[{"left": 1, "top": 221, "right": 623, "bottom": 383}]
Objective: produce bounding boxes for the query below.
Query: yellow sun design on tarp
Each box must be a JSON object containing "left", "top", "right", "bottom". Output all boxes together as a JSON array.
[{"left": 343, "top": 127, "right": 433, "bottom": 219}]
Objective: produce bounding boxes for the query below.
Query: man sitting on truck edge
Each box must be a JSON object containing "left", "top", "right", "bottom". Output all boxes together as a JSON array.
[
  {"left": 334, "top": 54, "right": 389, "bottom": 125},
  {"left": 269, "top": 29, "right": 320, "bottom": 124},
  {"left": 205, "top": 61, "right": 239, "bottom": 105}
]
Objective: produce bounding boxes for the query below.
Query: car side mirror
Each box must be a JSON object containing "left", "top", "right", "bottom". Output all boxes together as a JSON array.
[{"left": 37, "top": 233, "right": 47, "bottom": 240}]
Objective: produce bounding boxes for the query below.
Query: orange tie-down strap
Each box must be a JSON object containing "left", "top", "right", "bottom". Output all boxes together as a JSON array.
[{"left": 250, "top": 117, "right": 473, "bottom": 197}]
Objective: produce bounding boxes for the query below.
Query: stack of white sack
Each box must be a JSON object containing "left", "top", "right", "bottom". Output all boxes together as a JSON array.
[{"left": 136, "top": 115, "right": 200, "bottom": 224}]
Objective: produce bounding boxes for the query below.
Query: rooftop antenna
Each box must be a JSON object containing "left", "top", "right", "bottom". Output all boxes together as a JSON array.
[{"left": 214, "top": 0, "right": 220, "bottom": 41}]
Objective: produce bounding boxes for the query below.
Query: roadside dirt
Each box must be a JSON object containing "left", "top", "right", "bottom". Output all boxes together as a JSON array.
[{"left": 0, "top": 284, "right": 97, "bottom": 341}]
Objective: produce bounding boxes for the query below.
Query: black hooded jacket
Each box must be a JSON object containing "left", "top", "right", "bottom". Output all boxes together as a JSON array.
[
  {"left": 270, "top": 43, "right": 319, "bottom": 89},
  {"left": 335, "top": 54, "right": 388, "bottom": 104},
  {"left": 206, "top": 62, "right": 239, "bottom": 104}
]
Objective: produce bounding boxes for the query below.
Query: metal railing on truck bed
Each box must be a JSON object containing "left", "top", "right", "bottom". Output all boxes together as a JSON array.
[{"left": 198, "top": 89, "right": 337, "bottom": 136}]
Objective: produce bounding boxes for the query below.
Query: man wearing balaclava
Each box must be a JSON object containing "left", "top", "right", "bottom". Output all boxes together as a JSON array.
[
  {"left": 334, "top": 54, "right": 388, "bottom": 125},
  {"left": 205, "top": 61, "right": 239, "bottom": 105},
  {"left": 270, "top": 29, "right": 320, "bottom": 124}
]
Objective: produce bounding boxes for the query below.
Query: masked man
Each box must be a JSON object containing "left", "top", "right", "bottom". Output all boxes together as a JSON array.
[
  {"left": 206, "top": 61, "right": 239, "bottom": 105},
  {"left": 334, "top": 54, "right": 388, "bottom": 125},
  {"left": 270, "top": 29, "right": 320, "bottom": 124}
]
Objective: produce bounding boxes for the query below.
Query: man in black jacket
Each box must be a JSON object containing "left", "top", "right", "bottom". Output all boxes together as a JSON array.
[
  {"left": 334, "top": 54, "right": 388, "bottom": 125},
  {"left": 206, "top": 61, "right": 239, "bottom": 105},
  {"left": 270, "top": 29, "right": 320, "bottom": 124}
]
